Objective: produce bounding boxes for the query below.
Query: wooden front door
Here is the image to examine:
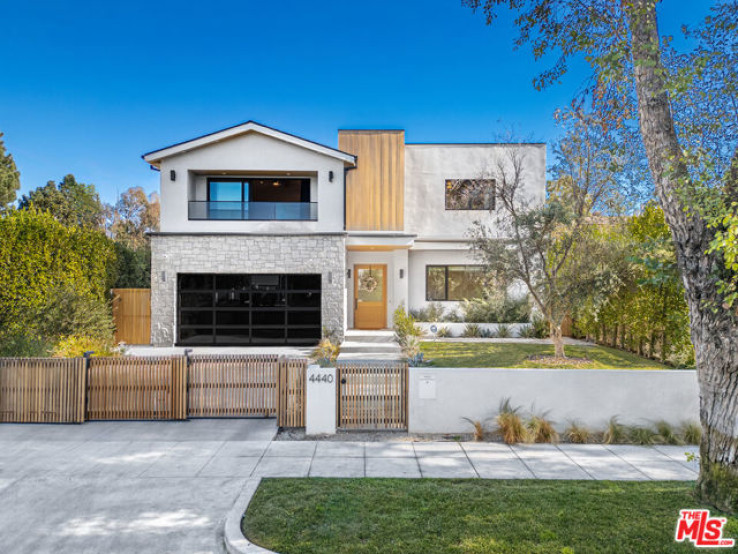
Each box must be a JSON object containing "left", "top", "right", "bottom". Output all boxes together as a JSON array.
[{"left": 353, "top": 264, "right": 387, "bottom": 329}]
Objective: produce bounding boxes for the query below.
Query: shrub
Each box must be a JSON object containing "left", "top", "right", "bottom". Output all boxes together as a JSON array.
[
  {"left": 519, "top": 325, "right": 537, "bottom": 338},
  {"left": 531, "top": 315, "right": 550, "bottom": 338},
  {"left": 392, "top": 305, "right": 424, "bottom": 359},
  {"left": 603, "top": 416, "right": 628, "bottom": 444},
  {"left": 628, "top": 426, "right": 658, "bottom": 446},
  {"left": 462, "top": 323, "right": 481, "bottom": 337},
  {"left": 655, "top": 420, "right": 684, "bottom": 445},
  {"left": 410, "top": 303, "right": 446, "bottom": 322},
  {"left": 461, "top": 294, "right": 531, "bottom": 324},
  {"left": 35, "top": 284, "right": 115, "bottom": 342},
  {"left": 442, "top": 311, "right": 463, "bottom": 323},
  {"left": 311, "top": 338, "right": 340, "bottom": 367},
  {"left": 496, "top": 324, "right": 512, "bottom": 338},
  {"left": 495, "top": 398, "right": 529, "bottom": 444},
  {"left": 565, "top": 421, "right": 591, "bottom": 444},
  {"left": 462, "top": 417, "right": 485, "bottom": 441},
  {"left": 527, "top": 412, "right": 559, "bottom": 443},
  {"left": 0, "top": 330, "right": 52, "bottom": 357},
  {"left": 435, "top": 326, "right": 452, "bottom": 338},
  {"left": 681, "top": 421, "right": 702, "bottom": 445},
  {"left": 479, "top": 327, "right": 493, "bottom": 338},
  {"left": 52, "top": 335, "right": 121, "bottom": 358}
]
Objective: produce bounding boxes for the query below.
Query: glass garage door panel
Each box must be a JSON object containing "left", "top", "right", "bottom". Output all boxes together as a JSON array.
[{"left": 177, "top": 273, "right": 321, "bottom": 346}]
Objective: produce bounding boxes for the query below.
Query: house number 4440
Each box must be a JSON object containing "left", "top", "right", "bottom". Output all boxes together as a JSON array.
[{"left": 309, "top": 373, "right": 334, "bottom": 384}]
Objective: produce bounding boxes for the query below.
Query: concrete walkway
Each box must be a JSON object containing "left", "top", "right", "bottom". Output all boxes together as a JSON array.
[{"left": 0, "top": 421, "right": 698, "bottom": 553}]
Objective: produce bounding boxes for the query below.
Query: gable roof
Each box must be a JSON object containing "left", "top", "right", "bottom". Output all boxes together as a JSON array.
[{"left": 142, "top": 120, "right": 357, "bottom": 167}]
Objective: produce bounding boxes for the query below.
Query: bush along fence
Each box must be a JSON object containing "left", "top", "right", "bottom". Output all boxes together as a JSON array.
[{"left": 0, "top": 354, "right": 306, "bottom": 426}]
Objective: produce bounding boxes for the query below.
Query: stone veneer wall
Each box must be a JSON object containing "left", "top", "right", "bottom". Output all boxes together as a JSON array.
[{"left": 150, "top": 234, "right": 346, "bottom": 346}]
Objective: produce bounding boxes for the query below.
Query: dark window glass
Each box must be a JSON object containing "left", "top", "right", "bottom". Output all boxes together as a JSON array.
[
  {"left": 426, "top": 266, "right": 448, "bottom": 301},
  {"left": 179, "top": 328, "right": 214, "bottom": 345},
  {"left": 252, "top": 275, "right": 283, "bottom": 291},
  {"left": 252, "top": 293, "right": 286, "bottom": 307},
  {"left": 215, "top": 329, "right": 250, "bottom": 345},
  {"left": 288, "top": 292, "right": 321, "bottom": 307},
  {"left": 252, "top": 328, "right": 286, "bottom": 342},
  {"left": 288, "top": 311, "right": 321, "bottom": 325},
  {"left": 288, "top": 328, "right": 321, "bottom": 340},
  {"left": 216, "top": 275, "right": 250, "bottom": 290},
  {"left": 180, "top": 292, "right": 213, "bottom": 308},
  {"left": 445, "top": 179, "right": 495, "bottom": 210},
  {"left": 215, "top": 290, "right": 249, "bottom": 307},
  {"left": 426, "top": 265, "right": 485, "bottom": 301},
  {"left": 179, "top": 274, "right": 213, "bottom": 290},
  {"left": 252, "top": 311, "right": 286, "bottom": 326},
  {"left": 216, "top": 311, "right": 250, "bottom": 326},
  {"left": 180, "top": 311, "right": 213, "bottom": 326}
]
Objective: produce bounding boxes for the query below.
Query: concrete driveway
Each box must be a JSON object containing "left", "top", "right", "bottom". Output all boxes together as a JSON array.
[{"left": 0, "top": 419, "right": 277, "bottom": 554}]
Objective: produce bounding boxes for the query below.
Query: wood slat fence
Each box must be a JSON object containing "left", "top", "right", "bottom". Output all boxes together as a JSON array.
[
  {"left": 336, "top": 361, "right": 408, "bottom": 430},
  {"left": 86, "top": 356, "right": 187, "bottom": 420},
  {"left": 187, "top": 354, "right": 279, "bottom": 418},
  {"left": 112, "top": 288, "right": 151, "bottom": 345},
  {"left": 0, "top": 354, "right": 307, "bottom": 425},
  {"left": 0, "top": 358, "right": 86, "bottom": 423}
]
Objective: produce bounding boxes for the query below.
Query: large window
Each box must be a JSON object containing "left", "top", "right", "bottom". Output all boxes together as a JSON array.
[
  {"left": 426, "top": 265, "right": 485, "bottom": 301},
  {"left": 207, "top": 178, "right": 310, "bottom": 203},
  {"left": 445, "top": 179, "right": 495, "bottom": 210}
]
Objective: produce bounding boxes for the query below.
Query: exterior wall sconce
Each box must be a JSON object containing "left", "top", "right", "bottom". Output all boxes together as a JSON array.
[
  {"left": 170, "top": 170, "right": 176, "bottom": 181},
  {"left": 328, "top": 271, "right": 333, "bottom": 284},
  {"left": 346, "top": 268, "right": 351, "bottom": 279},
  {"left": 399, "top": 269, "right": 405, "bottom": 279},
  {"left": 329, "top": 170, "right": 334, "bottom": 182},
  {"left": 161, "top": 271, "right": 167, "bottom": 283}
]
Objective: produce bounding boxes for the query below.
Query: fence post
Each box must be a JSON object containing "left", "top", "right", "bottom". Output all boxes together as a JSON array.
[
  {"left": 171, "top": 355, "right": 188, "bottom": 420},
  {"left": 82, "top": 351, "right": 94, "bottom": 423},
  {"left": 277, "top": 355, "right": 287, "bottom": 426},
  {"left": 306, "top": 364, "right": 336, "bottom": 435}
]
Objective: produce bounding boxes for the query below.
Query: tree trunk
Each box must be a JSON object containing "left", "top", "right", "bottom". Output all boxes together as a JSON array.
[
  {"left": 628, "top": 0, "right": 738, "bottom": 512},
  {"left": 550, "top": 323, "right": 566, "bottom": 358}
]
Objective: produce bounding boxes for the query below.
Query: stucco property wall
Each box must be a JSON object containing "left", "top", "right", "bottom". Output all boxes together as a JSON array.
[
  {"left": 150, "top": 234, "right": 346, "bottom": 346},
  {"left": 404, "top": 143, "right": 546, "bottom": 240},
  {"left": 409, "top": 368, "right": 699, "bottom": 434},
  {"left": 158, "top": 132, "right": 346, "bottom": 234}
]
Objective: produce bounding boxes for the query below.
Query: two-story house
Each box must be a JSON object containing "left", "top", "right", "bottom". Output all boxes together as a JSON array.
[{"left": 143, "top": 121, "right": 545, "bottom": 347}]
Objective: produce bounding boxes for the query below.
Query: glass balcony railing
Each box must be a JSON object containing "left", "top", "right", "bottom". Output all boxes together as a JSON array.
[{"left": 188, "top": 201, "right": 318, "bottom": 221}]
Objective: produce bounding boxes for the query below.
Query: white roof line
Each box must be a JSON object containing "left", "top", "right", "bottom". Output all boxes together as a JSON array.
[{"left": 142, "top": 121, "right": 356, "bottom": 166}]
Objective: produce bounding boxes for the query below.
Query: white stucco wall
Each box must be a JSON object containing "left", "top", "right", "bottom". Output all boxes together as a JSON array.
[
  {"left": 404, "top": 143, "right": 546, "bottom": 240},
  {"left": 158, "top": 132, "right": 347, "bottom": 233},
  {"left": 346, "top": 249, "right": 408, "bottom": 329},
  {"left": 409, "top": 368, "right": 699, "bottom": 434}
]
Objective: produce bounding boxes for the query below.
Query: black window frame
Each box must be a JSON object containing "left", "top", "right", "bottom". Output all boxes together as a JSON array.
[
  {"left": 444, "top": 179, "right": 496, "bottom": 211},
  {"left": 425, "top": 265, "right": 485, "bottom": 301}
]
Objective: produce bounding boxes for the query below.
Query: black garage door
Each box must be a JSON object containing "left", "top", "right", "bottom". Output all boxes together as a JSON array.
[{"left": 177, "top": 273, "right": 321, "bottom": 346}]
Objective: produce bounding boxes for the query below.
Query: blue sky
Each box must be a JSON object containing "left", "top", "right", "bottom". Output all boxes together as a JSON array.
[{"left": 1, "top": 0, "right": 711, "bottom": 204}]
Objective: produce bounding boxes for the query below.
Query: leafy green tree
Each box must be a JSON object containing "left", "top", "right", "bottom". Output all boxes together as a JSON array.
[
  {"left": 111, "top": 242, "right": 151, "bottom": 288},
  {"left": 19, "top": 174, "right": 106, "bottom": 229},
  {"left": 0, "top": 132, "right": 21, "bottom": 212},
  {"left": 108, "top": 187, "right": 160, "bottom": 248},
  {"left": 463, "top": 0, "right": 738, "bottom": 511}
]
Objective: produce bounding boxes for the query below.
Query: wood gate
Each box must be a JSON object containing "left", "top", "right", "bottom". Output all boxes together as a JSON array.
[
  {"left": 336, "top": 361, "right": 408, "bottom": 430},
  {"left": 112, "top": 288, "right": 151, "bottom": 345}
]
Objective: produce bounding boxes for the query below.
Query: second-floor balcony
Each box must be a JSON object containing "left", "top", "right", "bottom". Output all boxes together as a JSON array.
[{"left": 188, "top": 201, "right": 318, "bottom": 221}]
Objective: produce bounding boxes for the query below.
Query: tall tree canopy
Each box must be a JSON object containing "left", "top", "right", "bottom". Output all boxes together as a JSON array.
[
  {"left": 19, "top": 174, "right": 106, "bottom": 229},
  {"left": 0, "top": 133, "right": 21, "bottom": 212},
  {"left": 107, "top": 187, "right": 160, "bottom": 248},
  {"left": 464, "top": 0, "right": 738, "bottom": 511}
]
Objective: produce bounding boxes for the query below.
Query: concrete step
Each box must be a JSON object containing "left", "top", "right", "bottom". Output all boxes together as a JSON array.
[
  {"left": 340, "top": 342, "right": 402, "bottom": 354},
  {"left": 344, "top": 329, "right": 395, "bottom": 343},
  {"left": 337, "top": 351, "right": 403, "bottom": 361}
]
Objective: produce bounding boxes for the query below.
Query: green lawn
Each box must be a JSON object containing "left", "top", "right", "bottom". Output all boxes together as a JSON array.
[
  {"left": 244, "top": 479, "right": 737, "bottom": 553},
  {"left": 420, "top": 342, "right": 670, "bottom": 369}
]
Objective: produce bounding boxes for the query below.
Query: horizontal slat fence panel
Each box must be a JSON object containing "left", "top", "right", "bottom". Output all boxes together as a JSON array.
[
  {"left": 277, "top": 357, "right": 307, "bottom": 427},
  {"left": 187, "top": 354, "right": 279, "bottom": 417},
  {"left": 0, "top": 358, "right": 85, "bottom": 423},
  {"left": 337, "top": 361, "right": 408, "bottom": 430},
  {"left": 87, "top": 356, "right": 187, "bottom": 420}
]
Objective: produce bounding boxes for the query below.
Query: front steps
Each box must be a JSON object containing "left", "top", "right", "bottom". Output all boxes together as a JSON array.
[{"left": 337, "top": 329, "right": 403, "bottom": 361}]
